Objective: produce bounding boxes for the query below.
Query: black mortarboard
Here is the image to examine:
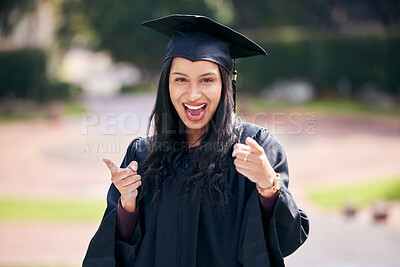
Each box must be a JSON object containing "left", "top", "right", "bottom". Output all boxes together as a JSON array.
[{"left": 141, "top": 14, "right": 267, "bottom": 72}]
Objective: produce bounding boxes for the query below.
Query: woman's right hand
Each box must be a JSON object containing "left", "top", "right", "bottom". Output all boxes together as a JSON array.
[{"left": 103, "top": 158, "right": 142, "bottom": 212}]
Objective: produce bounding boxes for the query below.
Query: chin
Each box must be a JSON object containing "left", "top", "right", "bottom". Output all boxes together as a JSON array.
[
  {"left": 181, "top": 116, "right": 210, "bottom": 132},
  {"left": 183, "top": 121, "right": 207, "bottom": 131}
]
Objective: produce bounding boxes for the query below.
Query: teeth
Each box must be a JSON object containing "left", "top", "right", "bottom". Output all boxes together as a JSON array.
[{"left": 184, "top": 104, "right": 206, "bottom": 110}]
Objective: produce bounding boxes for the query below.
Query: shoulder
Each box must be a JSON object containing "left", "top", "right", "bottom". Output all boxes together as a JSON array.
[
  {"left": 241, "top": 122, "right": 269, "bottom": 143},
  {"left": 125, "top": 136, "right": 151, "bottom": 163},
  {"left": 241, "top": 122, "right": 264, "bottom": 138},
  {"left": 241, "top": 122, "right": 284, "bottom": 151}
]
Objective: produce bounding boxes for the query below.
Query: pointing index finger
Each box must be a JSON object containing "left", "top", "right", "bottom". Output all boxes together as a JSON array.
[
  {"left": 103, "top": 158, "right": 119, "bottom": 174},
  {"left": 245, "top": 137, "right": 264, "bottom": 153}
]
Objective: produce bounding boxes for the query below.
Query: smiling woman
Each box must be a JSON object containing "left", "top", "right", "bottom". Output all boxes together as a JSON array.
[
  {"left": 84, "top": 14, "right": 309, "bottom": 267},
  {"left": 169, "top": 58, "right": 222, "bottom": 145}
]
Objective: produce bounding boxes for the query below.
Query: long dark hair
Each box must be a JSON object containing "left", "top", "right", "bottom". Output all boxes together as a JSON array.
[{"left": 140, "top": 58, "right": 242, "bottom": 211}]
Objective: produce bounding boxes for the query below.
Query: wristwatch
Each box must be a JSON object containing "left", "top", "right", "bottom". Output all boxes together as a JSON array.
[{"left": 256, "top": 173, "right": 281, "bottom": 194}]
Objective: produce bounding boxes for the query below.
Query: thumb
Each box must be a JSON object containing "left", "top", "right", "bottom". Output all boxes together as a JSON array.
[
  {"left": 127, "top": 161, "right": 138, "bottom": 172},
  {"left": 103, "top": 158, "right": 119, "bottom": 174}
]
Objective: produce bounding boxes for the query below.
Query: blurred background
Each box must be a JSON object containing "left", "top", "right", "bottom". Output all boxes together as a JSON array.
[{"left": 0, "top": 0, "right": 399, "bottom": 266}]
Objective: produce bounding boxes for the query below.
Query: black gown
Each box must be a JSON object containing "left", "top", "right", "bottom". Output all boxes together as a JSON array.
[{"left": 83, "top": 122, "right": 309, "bottom": 267}]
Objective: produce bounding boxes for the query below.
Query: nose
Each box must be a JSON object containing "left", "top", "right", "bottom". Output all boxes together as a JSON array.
[{"left": 186, "top": 83, "right": 202, "bottom": 101}]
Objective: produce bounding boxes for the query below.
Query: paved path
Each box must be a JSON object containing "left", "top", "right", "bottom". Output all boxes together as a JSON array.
[
  {"left": 0, "top": 93, "right": 399, "bottom": 266},
  {"left": 285, "top": 212, "right": 400, "bottom": 267}
]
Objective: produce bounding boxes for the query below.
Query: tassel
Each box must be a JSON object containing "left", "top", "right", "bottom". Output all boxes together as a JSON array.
[{"left": 232, "top": 59, "right": 237, "bottom": 113}]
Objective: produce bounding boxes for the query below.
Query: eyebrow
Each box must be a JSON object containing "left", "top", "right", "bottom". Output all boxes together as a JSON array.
[
  {"left": 170, "top": 71, "right": 218, "bottom": 77},
  {"left": 199, "top": 72, "right": 218, "bottom": 77},
  {"left": 170, "top": 72, "right": 188, "bottom": 77}
]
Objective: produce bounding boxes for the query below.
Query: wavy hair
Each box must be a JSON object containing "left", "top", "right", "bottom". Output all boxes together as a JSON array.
[{"left": 140, "top": 58, "right": 242, "bottom": 211}]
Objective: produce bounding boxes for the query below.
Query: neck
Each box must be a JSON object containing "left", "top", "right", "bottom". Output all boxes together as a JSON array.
[{"left": 186, "top": 128, "right": 206, "bottom": 148}]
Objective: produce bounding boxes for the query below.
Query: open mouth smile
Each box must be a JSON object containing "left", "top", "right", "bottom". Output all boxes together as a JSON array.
[{"left": 183, "top": 103, "right": 207, "bottom": 122}]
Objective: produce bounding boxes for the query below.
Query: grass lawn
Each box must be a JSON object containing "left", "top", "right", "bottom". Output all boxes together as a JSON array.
[
  {"left": 0, "top": 113, "right": 45, "bottom": 124},
  {"left": 307, "top": 175, "right": 400, "bottom": 210},
  {"left": 63, "top": 101, "right": 87, "bottom": 116},
  {"left": 0, "top": 197, "right": 105, "bottom": 222},
  {"left": 241, "top": 97, "right": 398, "bottom": 117},
  {"left": 0, "top": 101, "right": 87, "bottom": 124}
]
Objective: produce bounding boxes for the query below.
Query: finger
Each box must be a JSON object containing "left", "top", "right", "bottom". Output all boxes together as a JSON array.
[
  {"left": 119, "top": 180, "right": 142, "bottom": 195},
  {"left": 245, "top": 137, "right": 264, "bottom": 154},
  {"left": 232, "top": 143, "right": 250, "bottom": 157},
  {"left": 236, "top": 150, "right": 257, "bottom": 163},
  {"left": 111, "top": 169, "right": 134, "bottom": 184},
  {"left": 123, "top": 178, "right": 142, "bottom": 189},
  {"left": 118, "top": 168, "right": 135, "bottom": 178},
  {"left": 119, "top": 185, "right": 139, "bottom": 197},
  {"left": 233, "top": 143, "right": 250, "bottom": 151},
  {"left": 121, "top": 175, "right": 141, "bottom": 187},
  {"left": 233, "top": 158, "right": 253, "bottom": 170},
  {"left": 235, "top": 152, "right": 261, "bottom": 168},
  {"left": 103, "top": 158, "right": 119, "bottom": 174},
  {"left": 127, "top": 161, "right": 138, "bottom": 172},
  {"left": 113, "top": 173, "right": 139, "bottom": 187}
]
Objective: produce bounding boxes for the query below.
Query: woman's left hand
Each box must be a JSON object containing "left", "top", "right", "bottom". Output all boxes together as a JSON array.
[{"left": 232, "top": 137, "right": 276, "bottom": 197}]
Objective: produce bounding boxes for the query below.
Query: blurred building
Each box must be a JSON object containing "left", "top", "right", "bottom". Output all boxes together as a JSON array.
[
  {"left": 0, "top": 0, "right": 141, "bottom": 96},
  {"left": 0, "top": 0, "right": 57, "bottom": 51},
  {"left": 61, "top": 48, "right": 142, "bottom": 96},
  {"left": 0, "top": 0, "right": 61, "bottom": 88}
]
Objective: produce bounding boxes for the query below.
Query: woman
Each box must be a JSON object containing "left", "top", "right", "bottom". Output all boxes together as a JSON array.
[{"left": 84, "top": 14, "right": 309, "bottom": 267}]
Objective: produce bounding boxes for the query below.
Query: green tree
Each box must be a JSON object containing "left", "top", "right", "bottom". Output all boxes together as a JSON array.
[{"left": 58, "top": 0, "right": 232, "bottom": 70}]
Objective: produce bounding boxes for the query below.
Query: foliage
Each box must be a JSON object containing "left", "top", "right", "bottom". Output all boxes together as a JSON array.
[
  {"left": 0, "top": 49, "right": 81, "bottom": 103},
  {"left": 120, "top": 84, "right": 156, "bottom": 93},
  {"left": 307, "top": 175, "right": 400, "bottom": 210},
  {"left": 58, "top": 0, "right": 223, "bottom": 70},
  {"left": 56, "top": 0, "right": 400, "bottom": 97},
  {"left": 57, "top": 0, "right": 400, "bottom": 69},
  {"left": 0, "top": 49, "right": 47, "bottom": 99},
  {"left": 232, "top": 0, "right": 400, "bottom": 28},
  {"left": 237, "top": 35, "right": 400, "bottom": 96}
]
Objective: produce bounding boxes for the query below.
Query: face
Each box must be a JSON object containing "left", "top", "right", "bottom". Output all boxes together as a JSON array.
[{"left": 169, "top": 57, "right": 222, "bottom": 139}]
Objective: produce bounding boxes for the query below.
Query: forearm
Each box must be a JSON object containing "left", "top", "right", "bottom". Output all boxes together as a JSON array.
[
  {"left": 116, "top": 197, "right": 139, "bottom": 243},
  {"left": 258, "top": 190, "right": 279, "bottom": 221},
  {"left": 120, "top": 195, "right": 137, "bottom": 212}
]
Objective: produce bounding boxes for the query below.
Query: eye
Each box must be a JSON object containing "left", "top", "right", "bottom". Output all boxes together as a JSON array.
[
  {"left": 175, "top": 77, "right": 187, "bottom": 83},
  {"left": 201, "top": 78, "right": 214, "bottom": 83}
]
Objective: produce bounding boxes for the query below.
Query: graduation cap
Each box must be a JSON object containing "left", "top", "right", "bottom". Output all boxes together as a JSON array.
[{"left": 141, "top": 14, "right": 267, "bottom": 111}]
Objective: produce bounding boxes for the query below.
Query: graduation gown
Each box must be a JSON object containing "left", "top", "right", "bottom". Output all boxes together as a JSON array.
[{"left": 83, "top": 122, "right": 309, "bottom": 267}]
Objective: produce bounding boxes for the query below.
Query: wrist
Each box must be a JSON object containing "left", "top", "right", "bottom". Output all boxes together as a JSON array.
[
  {"left": 120, "top": 196, "right": 137, "bottom": 212},
  {"left": 258, "top": 189, "right": 278, "bottom": 198},
  {"left": 256, "top": 172, "right": 281, "bottom": 197},
  {"left": 256, "top": 169, "right": 275, "bottom": 188},
  {"left": 257, "top": 175, "right": 273, "bottom": 189}
]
